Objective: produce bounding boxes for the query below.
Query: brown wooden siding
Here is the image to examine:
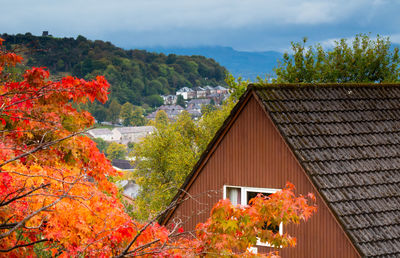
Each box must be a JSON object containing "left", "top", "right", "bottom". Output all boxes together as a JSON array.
[{"left": 168, "top": 96, "right": 360, "bottom": 258}]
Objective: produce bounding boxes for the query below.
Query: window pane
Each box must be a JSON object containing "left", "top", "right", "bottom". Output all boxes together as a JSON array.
[
  {"left": 247, "top": 191, "right": 271, "bottom": 204},
  {"left": 226, "top": 187, "right": 241, "bottom": 206}
]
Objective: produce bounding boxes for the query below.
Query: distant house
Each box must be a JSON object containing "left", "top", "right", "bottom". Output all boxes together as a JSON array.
[
  {"left": 119, "top": 180, "right": 140, "bottom": 199},
  {"left": 214, "top": 85, "right": 229, "bottom": 94},
  {"left": 162, "top": 95, "right": 177, "bottom": 105},
  {"left": 176, "top": 87, "right": 195, "bottom": 100},
  {"left": 87, "top": 128, "right": 116, "bottom": 141},
  {"left": 113, "top": 159, "right": 139, "bottom": 199},
  {"left": 147, "top": 105, "right": 185, "bottom": 120},
  {"left": 204, "top": 85, "right": 216, "bottom": 95},
  {"left": 194, "top": 86, "right": 207, "bottom": 98},
  {"left": 186, "top": 99, "right": 211, "bottom": 110},
  {"left": 112, "top": 126, "right": 155, "bottom": 145},
  {"left": 207, "top": 93, "right": 225, "bottom": 105},
  {"left": 185, "top": 108, "right": 202, "bottom": 120},
  {"left": 161, "top": 84, "right": 400, "bottom": 257},
  {"left": 157, "top": 105, "right": 185, "bottom": 112},
  {"left": 112, "top": 159, "right": 135, "bottom": 172}
]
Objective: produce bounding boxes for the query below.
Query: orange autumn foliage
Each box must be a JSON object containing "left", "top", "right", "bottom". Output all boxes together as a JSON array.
[
  {"left": 0, "top": 38, "right": 134, "bottom": 257},
  {"left": 0, "top": 39, "right": 317, "bottom": 257}
]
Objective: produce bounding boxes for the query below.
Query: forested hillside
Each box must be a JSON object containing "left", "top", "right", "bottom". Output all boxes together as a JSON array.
[{"left": 1, "top": 33, "right": 227, "bottom": 108}]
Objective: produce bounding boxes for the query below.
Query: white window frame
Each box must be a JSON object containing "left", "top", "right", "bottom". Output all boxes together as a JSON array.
[{"left": 223, "top": 185, "right": 283, "bottom": 247}]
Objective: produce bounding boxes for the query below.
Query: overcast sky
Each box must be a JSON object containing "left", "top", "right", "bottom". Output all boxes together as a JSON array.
[{"left": 1, "top": 0, "right": 399, "bottom": 52}]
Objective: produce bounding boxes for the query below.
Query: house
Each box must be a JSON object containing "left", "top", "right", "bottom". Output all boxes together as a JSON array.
[
  {"left": 207, "top": 93, "right": 225, "bottom": 105},
  {"left": 112, "top": 126, "right": 154, "bottom": 145},
  {"left": 87, "top": 128, "right": 116, "bottom": 141},
  {"left": 176, "top": 87, "right": 195, "bottom": 100},
  {"left": 111, "top": 159, "right": 135, "bottom": 172},
  {"left": 204, "top": 85, "right": 216, "bottom": 95},
  {"left": 162, "top": 95, "right": 178, "bottom": 105},
  {"left": 214, "top": 85, "right": 229, "bottom": 94},
  {"left": 146, "top": 105, "right": 185, "bottom": 121},
  {"left": 194, "top": 86, "right": 207, "bottom": 98},
  {"left": 186, "top": 98, "right": 211, "bottom": 108},
  {"left": 112, "top": 159, "right": 140, "bottom": 200},
  {"left": 185, "top": 108, "right": 202, "bottom": 120},
  {"left": 160, "top": 84, "right": 400, "bottom": 257},
  {"left": 186, "top": 99, "right": 211, "bottom": 113}
]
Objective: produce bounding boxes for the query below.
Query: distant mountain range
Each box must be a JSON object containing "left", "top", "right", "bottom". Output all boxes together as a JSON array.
[{"left": 144, "top": 46, "right": 283, "bottom": 81}]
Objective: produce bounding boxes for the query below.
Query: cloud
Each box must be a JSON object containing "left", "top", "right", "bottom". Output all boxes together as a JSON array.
[
  {"left": 1, "top": 0, "right": 399, "bottom": 51},
  {"left": 0, "top": 0, "right": 378, "bottom": 31}
]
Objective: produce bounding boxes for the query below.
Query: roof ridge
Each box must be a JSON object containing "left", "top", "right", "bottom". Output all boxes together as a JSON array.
[{"left": 249, "top": 83, "right": 400, "bottom": 89}]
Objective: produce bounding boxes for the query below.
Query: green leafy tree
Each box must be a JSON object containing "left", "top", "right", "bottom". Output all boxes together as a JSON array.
[
  {"left": 225, "top": 73, "right": 249, "bottom": 101},
  {"left": 176, "top": 94, "right": 185, "bottom": 107},
  {"left": 130, "top": 107, "right": 147, "bottom": 126},
  {"left": 107, "top": 99, "right": 121, "bottom": 123},
  {"left": 106, "top": 142, "right": 127, "bottom": 160},
  {"left": 133, "top": 102, "right": 236, "bottom": 220},
  {"left": 92, "top": 103, "right": 107, "bottom": 122},
  {"left": 154, "top": 110, "right": 169, "bottom": 127},
  {"left": 133, "top": 112, "right": 199, "bottom": 220},
  {"left": 120, "top": 102, "right": 134, "bottom": 126},
  {"left": 145, "top": 94, "right": 163, "bottom": 107},
  {"left": 274, "top": 34, "right": 400, "bottom": 83},
  {"left": 92, "top": 137, "right": 110, "bottom": 153},
  {"left": 120, "top": 103, "right": 147, "bottom": 126}
]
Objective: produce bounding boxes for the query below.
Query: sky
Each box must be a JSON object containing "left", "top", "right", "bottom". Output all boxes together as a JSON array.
[{"left": 1, "top": 0, "right": 400, "bottom": 52}]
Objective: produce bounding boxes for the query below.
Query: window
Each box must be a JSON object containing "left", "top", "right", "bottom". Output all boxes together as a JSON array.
[{"left": 223, "top": 185, "right": 283, "bottom": 247}]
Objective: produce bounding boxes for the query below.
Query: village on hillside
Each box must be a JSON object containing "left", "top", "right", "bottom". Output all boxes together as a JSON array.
[
  {"left": 150, "top": 85, "right": 230, "bottom": 120},
  {"left": 86, "top": 85, "right": 230, "bottom": 200}
]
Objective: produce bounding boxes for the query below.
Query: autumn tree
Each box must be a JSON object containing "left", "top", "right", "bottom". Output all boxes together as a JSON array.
[
  {"left": 274, "top": 34, "right": 400, "bottom": 83},
  {"left": 0, "top": 38, "right": 134, "bottom": 256}
]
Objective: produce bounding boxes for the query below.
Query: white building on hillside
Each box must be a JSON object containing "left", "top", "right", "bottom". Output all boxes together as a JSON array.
[
  {"left": 176, "top": 87, "right": 195, "bottom": 99},
  {"left": 87, "top": 128, "right": 116, "bottom": 141},
  {"left": 112, "top": 126, "right": 155, "bottom": 145}
]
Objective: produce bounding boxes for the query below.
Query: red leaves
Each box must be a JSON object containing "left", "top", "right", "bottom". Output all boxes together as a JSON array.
[
  {"left": 0, "top": 42, "right": 122, "bottom": 256},
  {"left": 195, "top": 182, "right": 317, "bottom": 256}
]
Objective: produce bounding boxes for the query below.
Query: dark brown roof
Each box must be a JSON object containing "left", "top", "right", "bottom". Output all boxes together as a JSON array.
[
  {"left": 253, "top": 83, "right": 400, "bottom": 257},
  {"left": 162, "top": 83, "right": 400, "bottom": 257},
  {"left": 111, "top": 159, "right": 135, "bottom": 170}
]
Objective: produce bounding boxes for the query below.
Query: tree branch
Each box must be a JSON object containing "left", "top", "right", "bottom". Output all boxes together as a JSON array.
[{"left": 0, "top": 239, "right": 48, "bottom": 253}]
